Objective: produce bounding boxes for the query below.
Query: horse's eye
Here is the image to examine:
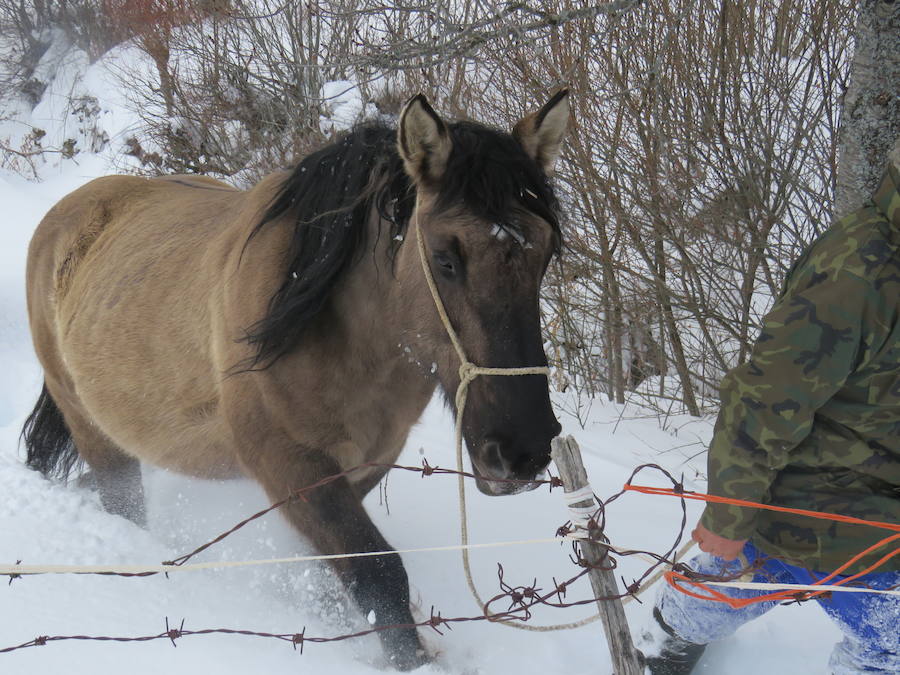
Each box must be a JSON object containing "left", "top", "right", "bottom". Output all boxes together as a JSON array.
[{"left": 433, "top": 251, "right": 458, "bottom": 278}]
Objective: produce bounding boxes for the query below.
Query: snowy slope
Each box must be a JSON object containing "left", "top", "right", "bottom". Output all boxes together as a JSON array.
[{"left": 0, "top": 39, "right": 838, "bottom": 675}]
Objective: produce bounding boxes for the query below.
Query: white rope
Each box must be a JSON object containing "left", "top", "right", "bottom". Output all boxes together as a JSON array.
[
  {"left": 562, "top": 484, "right": 599, "bottom": 533},
  {"left": 0, "top": 538, "right": 563, "bottom": 576},
  {"left": 415, "top": 217, "right": 597, "bottom": 632},
  {"left": 5, "top": 537, "right": 893, "bottom": 600},
  {"left": 704, "top": 580, "right": 900, "bottom": 597},
  {"left": 566, "top": 505, "right": 600, "bottom": 534},
  {"left": 562, "top": 484, "right": 596, "bottom": 506},
  {"left": 413, "top": 217, "right": 706, "bottom": 628}
]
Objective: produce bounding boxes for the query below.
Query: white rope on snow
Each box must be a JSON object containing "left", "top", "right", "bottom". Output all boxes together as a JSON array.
[
  {"left": 0, "top": 538, "right": 562, "bottom": 576},
  {"left": 5, "top": 536, "right": 897, "bottom": 597}
]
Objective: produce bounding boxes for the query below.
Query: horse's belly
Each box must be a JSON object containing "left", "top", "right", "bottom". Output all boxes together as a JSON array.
[
  {"left": 141, "top": 420, "right": 242, "bottom": 479},
  {"left": 69, "top": 372, "right": 239, "bottom": 479},
  {"left": 58, "top": 302, "right": 239, "bottom": 479},
  {"left": 52, "top": 213, "right": 240, "bottom": 476}
]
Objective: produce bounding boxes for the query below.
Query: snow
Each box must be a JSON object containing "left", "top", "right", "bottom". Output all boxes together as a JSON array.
[
  {"left": 0, "top": 34, "right": 841, "bottom": 675},
  {"left": 321, "top": 80, "right": 376, "bottom": 134},
  {"left": 1, "top": 39, "right": 145, "bottom": 178}
]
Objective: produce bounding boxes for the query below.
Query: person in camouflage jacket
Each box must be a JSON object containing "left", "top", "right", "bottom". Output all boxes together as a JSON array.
[
  {"left": 641, "top": 145, "right": 900, "bottom": 675},
  {"left": 700, "top": 153, "right": 900, "bottom": 575}
]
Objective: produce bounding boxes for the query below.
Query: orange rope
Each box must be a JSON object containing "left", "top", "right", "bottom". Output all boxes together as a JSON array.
[
  {"left": 625, "top": 484, "right": 900, "bottom": 607},
  {"left": 624, "top": 485, "right": 900, "bottom": 532}
]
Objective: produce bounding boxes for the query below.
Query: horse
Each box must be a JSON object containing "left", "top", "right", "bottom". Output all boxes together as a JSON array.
[{"left": 21, "top": 91, "right": 569, "bottom": 669}]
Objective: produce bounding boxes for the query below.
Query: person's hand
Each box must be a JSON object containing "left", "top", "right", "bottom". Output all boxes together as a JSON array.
[{"left": 691, "top": 523, "right": 747, "bottom": 561}]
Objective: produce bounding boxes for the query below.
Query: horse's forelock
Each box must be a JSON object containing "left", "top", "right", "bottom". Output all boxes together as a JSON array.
[{"left": 435, "top": 122, "right": 562, "bottom": 253}]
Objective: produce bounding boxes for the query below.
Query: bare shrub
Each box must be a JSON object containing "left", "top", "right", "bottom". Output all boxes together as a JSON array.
[
  {"left": 374, "top": 0, "right": 855, "bottom": 415},
  {"left": 118, "top": 0, "right": 373, "bottom": 181}
]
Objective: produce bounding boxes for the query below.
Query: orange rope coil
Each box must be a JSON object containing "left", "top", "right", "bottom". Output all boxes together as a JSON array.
[{"left": 624, "top": 484, "right": 900, "bottom": 608}]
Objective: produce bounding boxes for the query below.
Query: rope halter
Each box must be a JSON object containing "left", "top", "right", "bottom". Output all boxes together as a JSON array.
[{"left": 413, "top": 215, "right": 551, "bottom": 417}]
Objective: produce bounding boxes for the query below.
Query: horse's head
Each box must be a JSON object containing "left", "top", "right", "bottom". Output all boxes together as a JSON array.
[{"left": 395, "top": 92, "right": 568, "bottom": 496}]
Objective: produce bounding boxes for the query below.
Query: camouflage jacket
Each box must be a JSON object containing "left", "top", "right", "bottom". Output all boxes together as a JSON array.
[{"left": 700, "top": 162, "right": 900, "bottom": 574}]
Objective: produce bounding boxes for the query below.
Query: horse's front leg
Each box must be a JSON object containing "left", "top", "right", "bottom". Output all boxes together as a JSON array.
[{"left": 247, "top": 447, "right": 428, "bottom": 671}]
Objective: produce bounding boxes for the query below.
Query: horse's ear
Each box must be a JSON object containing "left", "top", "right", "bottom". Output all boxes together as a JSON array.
[
  {"left": 398, "top": 94, "right": 451, "bottom": 186},
  {"left": 513, "top": 90, "right": 570, "bottom": 174}
]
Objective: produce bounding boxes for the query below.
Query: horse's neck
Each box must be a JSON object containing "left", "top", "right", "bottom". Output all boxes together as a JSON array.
[
  {"left": 320, "top": 228, "right": 439, "bottom": 432},
  {"left": 334, "top": 220, "right": 409, "bottom": 358}
]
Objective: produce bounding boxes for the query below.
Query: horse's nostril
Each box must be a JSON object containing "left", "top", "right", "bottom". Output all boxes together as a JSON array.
[
  {"left": 480, "top": 434, "right": 553, "bottom": 482},
  {"left": 483, "top": 439, "right": 504, "bottom": 468}
]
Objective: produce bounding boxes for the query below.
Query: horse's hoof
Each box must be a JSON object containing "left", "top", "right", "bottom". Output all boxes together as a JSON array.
[
  {"left": 384, "top": 630, "right": 431, "bottom": 671},
  {"left": 390, "top": 647, "right": 431, "bottom": 671}
]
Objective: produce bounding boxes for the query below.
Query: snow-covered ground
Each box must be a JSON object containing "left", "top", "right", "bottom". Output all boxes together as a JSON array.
[{"left": 0, "top": 38, "right": 838, "bottom": 675}]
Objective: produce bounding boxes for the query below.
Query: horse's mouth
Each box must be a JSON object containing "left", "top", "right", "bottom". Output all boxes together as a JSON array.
[{"left": 471, "top": 462, "right": 543, "bottom": 496}]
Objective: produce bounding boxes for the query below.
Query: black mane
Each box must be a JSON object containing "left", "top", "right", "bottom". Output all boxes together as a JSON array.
[{"left": 242, "top": 118, "right": 561, "bottom": 368}]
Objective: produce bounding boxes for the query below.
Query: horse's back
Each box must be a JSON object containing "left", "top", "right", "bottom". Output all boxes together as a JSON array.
[
  {"left": 27, "top": 176, "right": 166, "bottom": 386},
  {"left": 28, "top": 174, "right": 238, "bottom": 346},
  {"left": 26, "top": 174, "right": 261, "bottom": 477},
  {"left": 29, "top": 174, "right": 237, "bottom": 303}
]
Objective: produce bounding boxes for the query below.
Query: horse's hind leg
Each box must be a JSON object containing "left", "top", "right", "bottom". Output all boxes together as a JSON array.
[
  {"left": 24, "top": 381, "right": 146, "bottom": 525},
  {"left": 56, "top": 399, "right": 146, "bottom": 526},
  {"left": 77, "top": 452, "right": 146, "bottom": 526}
]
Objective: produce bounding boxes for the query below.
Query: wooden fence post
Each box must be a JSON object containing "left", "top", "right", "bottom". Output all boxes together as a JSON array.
[{"left": 551, "top": 435, "right": 644, "bottom": 675}]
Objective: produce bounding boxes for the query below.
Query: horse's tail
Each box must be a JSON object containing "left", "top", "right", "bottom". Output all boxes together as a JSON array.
[{"left": 22, "top": 383, "right": 79, "bottom": 480}]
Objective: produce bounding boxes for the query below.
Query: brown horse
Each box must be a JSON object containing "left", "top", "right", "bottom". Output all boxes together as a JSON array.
[{"left": 21, "top": 92, "right": 568, "bottom": 669}]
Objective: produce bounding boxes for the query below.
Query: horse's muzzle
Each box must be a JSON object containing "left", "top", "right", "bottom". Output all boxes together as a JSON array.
[
  {"left": 474, "top": 475, "right": 543, "bottom": 496},
  {"left": 471, "top": 447, "right": 547, "bottom": 496}
]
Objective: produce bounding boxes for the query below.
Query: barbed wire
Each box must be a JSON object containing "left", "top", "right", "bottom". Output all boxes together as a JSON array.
[
  {"left": 164, "top": 459, "right": 562, "bottom": 571},
  {"left": 2, "top": 460, "right": 895, "bottom": 658},
  {"left": 0, "top": 545, "right": 659, "bottom": 656},
  {"left": 0, "top": 461, "right": 677, "bottom": 655}
]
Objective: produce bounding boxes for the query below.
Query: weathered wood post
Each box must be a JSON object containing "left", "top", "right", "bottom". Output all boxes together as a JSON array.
[{"left": 551, "top": 435, "right": 644, "bottom": 675}]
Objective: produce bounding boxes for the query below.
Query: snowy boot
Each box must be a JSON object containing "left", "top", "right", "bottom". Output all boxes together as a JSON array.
[{"left": 640, "top": 606, "right": 707, "bottom": 675}]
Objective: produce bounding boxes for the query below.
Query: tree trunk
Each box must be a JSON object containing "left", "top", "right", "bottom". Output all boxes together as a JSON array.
[{"left": 834, "top": 0, "right": 900, "bottom": 218}]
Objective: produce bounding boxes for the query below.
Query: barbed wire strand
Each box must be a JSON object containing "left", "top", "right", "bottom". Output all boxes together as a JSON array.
[{"left": 3, "top": 460, "right": 898, "bottom": 658}]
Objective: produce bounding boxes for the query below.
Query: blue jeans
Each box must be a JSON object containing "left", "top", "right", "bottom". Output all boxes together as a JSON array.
[{"left": 655, "top": 541, "right": 900, "bottom": 674}]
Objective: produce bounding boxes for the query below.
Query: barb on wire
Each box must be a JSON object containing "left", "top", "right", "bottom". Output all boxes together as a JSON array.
[{"left": 8, "top": 561, "right": 21, "bottom": 586}]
